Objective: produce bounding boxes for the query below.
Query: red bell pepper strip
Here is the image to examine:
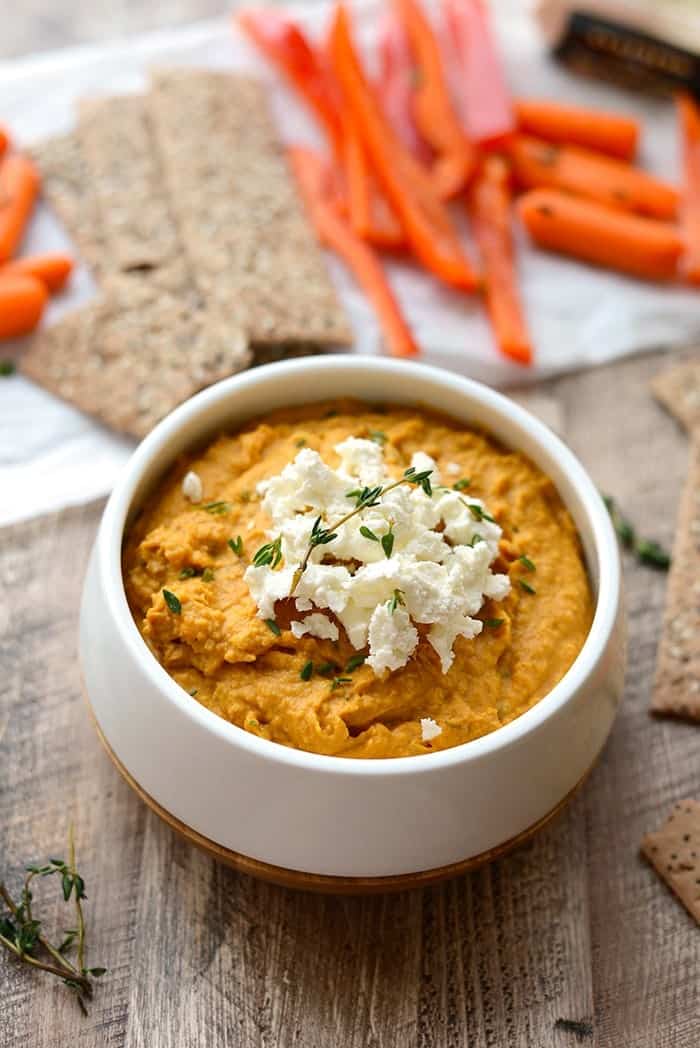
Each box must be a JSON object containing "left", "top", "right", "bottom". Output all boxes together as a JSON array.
[
  {"left": 238, "top": 10, "right": 342, "bottom": 153},
  {"left": 676, "top": 93, "right": 700, "bottom": 284},
  {"left": 288, "top": 146, "right": 419, "bottom": 358},
  {"left": 468, "top": 156, "right": 532, "bottom": 365},
  {"left": 376, "top": 12, "right": 427, "bottom": 161},
  {"left": 442, "top": 0, "right": 515, "bottom": 148},
  {"left": 238, "top": 9, "right": 403, "bottom": 248},
  {"left": 394, "top": 0, "right": 475, "bottom": 198},
  {"left": 327, "top": 5, "right": 479, "bottom": 291}
]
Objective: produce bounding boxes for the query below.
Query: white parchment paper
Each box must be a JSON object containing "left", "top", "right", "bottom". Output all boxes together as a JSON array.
[{"left": 1, "top": 1, "right": 699, "bottom": 525}]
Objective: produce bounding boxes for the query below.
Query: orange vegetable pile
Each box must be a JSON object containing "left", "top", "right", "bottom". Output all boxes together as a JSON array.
[
  {"left": 0, "top": 129, "right": 73, "bottom": 346},
  {"left": 239, "top": 1, "right": 700, "bottom": 368}
]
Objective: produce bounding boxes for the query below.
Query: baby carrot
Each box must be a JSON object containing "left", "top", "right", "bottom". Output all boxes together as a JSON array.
[
  {"left": 0, "top": 274, "right": 48, "bottom": 339},
  {"left": 289, "top": 145, "right": 419, "bottom": 358},
  {"left": 514, "top": 100, "right": 639, "bottom": 161},
  {"left": 0, "top": 253, "right": 73, "bottom": 293},
  {"left": 0, "top": 154, "right": 40, "bottom": 262},
  {"left": 468, "top": 156, "right": 532, "bottom": 365},
  {"left": 675, "top": 93, "right": 700, "bottom": 284},
  {"left": 0, "top": 126, "right": 9, "bottom": 159},
  {"left": 508, "top": 135, "right": 678, "bottom": 220},
  {"left": 518, "top": 188, "right": 683, "bottom": 282}
]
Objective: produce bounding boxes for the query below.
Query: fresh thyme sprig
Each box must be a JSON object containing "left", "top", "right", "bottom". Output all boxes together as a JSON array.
[
  {"left": 603, "top": 495, "right": 671, "bottom": 570},
  {"left": 0, "top": 827, "right": 106, "bottom": 1016},
  {"left": 251, "top": 467, "right": 435, "bottom": 592},
  {"left": 278, "top": 466, "right": 433, "bottom": 588}
]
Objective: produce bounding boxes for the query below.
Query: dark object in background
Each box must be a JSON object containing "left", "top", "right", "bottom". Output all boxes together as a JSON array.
[{"left": 535, "top": 1, "right": 700, "bottom": 98}]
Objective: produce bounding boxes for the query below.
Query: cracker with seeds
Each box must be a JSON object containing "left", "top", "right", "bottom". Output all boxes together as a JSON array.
[
  {"left": 147, "top": 69, "right": 352, "bottom": 350},
  {"left": 30, "top": 133, "right": 105, "bottom": 275},
  {"left": 78, "top": 95, "right": 189, "bottom": 292},
  {"left": 651, "top": 360, "right": 700, "bottom": 721},
  {"left": 651, "top": 360, "right": 700, "bottom": 433},
  {"left": 21, "top": 276, "right": 251, "bottom": 439},
  {"left": 641, "top": 799, "right": 700, "bottom": 925}
]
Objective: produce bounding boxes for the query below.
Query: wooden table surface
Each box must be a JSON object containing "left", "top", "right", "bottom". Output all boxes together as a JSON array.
[{"left": 1, "top": 5, "right": 699, "bottom": 1048}]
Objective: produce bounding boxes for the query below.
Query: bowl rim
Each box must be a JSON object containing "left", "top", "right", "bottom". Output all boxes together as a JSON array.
[{"left": 97, "top": 355, "right": 621, "bottom": 778}]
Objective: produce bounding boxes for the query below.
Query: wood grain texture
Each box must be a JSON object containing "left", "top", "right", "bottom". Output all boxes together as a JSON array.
[
  {"left": 1, "top": 4, "right": 699, "bottom": 1045},
  {"left": 2, "top": 350, "right": 699, "bottom": 1048}
]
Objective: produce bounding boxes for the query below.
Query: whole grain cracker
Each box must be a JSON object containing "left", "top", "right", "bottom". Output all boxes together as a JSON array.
[
  {"left": 147, "top": 69, "right": 352, "bottom": 350},
  {"left": 641, "top": 799, "right": 700, "bottom": 925},
  {"left": 651, "top": 360, "right": 700, "bottom": 433},
  {"left": 77, "top": 95, "right": 188, "bottom": 292},
  {"left": 30, "top": 133, "right": 104, "bottom": 275},
  {"left": 651, "top": 359, "right": 700, "bottom": 721},
  {"left": 21, "top": 276, "right": 251, "bottom": 439}
]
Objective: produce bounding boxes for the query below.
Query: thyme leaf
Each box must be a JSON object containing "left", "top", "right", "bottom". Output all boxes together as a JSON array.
[
  {"left": 163, "top": 589, "right": 181, "bottom": 614},
  {"left": 603, "top": 495, "right": 671, "bottom": 570},
  {"left": 202, "top": 501, "right": 231, "bottom": 515},
  {"left": 0, "top": 827, "right": 106, "bottom": 1016}
]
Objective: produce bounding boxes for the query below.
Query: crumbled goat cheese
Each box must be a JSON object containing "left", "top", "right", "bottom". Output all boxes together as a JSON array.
[
  {"left": 182, "top": 470, "right": 203, "bottom": 503},
  {"left": 244, "top": 439, "right": 510, "bottom": 676},
  {"left": 290, "top": 613, "right": 339, "bottom": 642},
  {"left": 446, "top": 462, "right": 462, "bottom": 476},
  {"left": 420, "top": 717, "right": 442, "bottom": 742}
]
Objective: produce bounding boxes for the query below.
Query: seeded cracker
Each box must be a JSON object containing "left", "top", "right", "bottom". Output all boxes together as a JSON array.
[
  {"left": 641, "top": 799, "right": 700, "bottom": 925},
  {"left": 30, "top": 133, "right": 105, "bottom": 275},
  {"left": 147, "top": 69, "right": 352, "bottom": 350},
  {"left": 77, "top": 95, "right": 189, "bottom": 292},
  {"left": 21, "top": 275, "right": 250, "bottom": 439},
  {"left": 650, "top": 360, "right": 700, "bottom": 721},
  {"left": 651, "top": 359, "right": 700, "bottom": 433}
]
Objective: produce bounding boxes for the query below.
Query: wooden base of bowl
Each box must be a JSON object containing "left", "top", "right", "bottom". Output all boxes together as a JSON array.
[{"left": 86, "top": 694, "right": 589, "bottom": 895}]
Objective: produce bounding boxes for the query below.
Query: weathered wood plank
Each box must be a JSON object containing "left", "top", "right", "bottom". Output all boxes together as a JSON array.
[
  {"left": 555, "top": 351, "right": 700, "bottom": 1048},
  {"left": 0, "top": 502, "right": 147, "bottom": 1048}
]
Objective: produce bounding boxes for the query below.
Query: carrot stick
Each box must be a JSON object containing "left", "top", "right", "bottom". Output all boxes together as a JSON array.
[
  {"left": 289, "top": 146, "right": 419, "bottom": 358},
  {"left": 508, "top": 134, "right": 678, "bottom": 220},
  {"left": 675, "top": 93, "right": 700, "bottom": 284},
  {"left": 0, "top": 127, "right": 9, "bottom": 159},
  {"left": 468, "top": 156, "right": 532, "bottom": 365},
  {"left": 340, "top": 118, "right": 404, "bottom": 247},
  {"left": 327, "top": 5, "right": 479, "bottom": 291},
  {"left": 0, "top": 154, "right": 40, "bottom": 263},
  {"left": 515, "top": 99, "right": 639, "bottom": 161},
  {"left": 0, "top": 253, "right": 73, "bottom": 293},
  {"left": 518, "top": 188, "right": 683, "bottom": 282},
  {"left": 394, "top": 0, "right": 475, "bottom": 198},
  {"left": 0, "top": 275, "right": 48, "bottom": 339}
]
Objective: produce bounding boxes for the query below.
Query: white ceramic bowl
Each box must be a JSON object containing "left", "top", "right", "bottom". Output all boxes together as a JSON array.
[{"left": 80, "top": 356, "right": 625, "bottom": 887}]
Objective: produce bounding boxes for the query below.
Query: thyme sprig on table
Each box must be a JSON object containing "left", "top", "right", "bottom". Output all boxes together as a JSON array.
[
  {"left": 603, "top": 495, "right": 671, "bottom": 570},
  {"left": 252, "top": 466, "right": 435, "bottom": 591},
  {"left": 0, "top": 827, "right": 106, "bottom": 1016}
]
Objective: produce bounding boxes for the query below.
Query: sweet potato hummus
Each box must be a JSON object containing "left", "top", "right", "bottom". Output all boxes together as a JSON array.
[{"left": 123, "top": 400, "right": 593, "bottom": 758}]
